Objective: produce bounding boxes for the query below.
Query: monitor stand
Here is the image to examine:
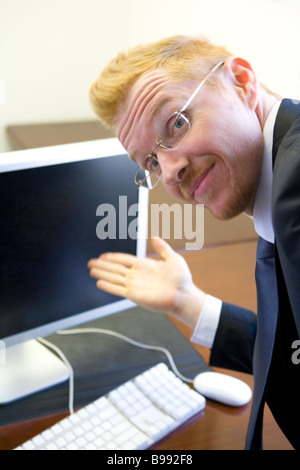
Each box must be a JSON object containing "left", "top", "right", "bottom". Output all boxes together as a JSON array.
[{"left": 0, "top": 339, "right": 69, "bottom": 404}]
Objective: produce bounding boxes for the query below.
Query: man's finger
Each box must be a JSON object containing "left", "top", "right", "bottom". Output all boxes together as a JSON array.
[
  {"left": 151, "top": 236, "right": 175, "bottom": 260},
  {"left": 96, "top": 279, "right": 127, "bottom": 298},
  {"left": 89, "top": 267, "right": 126, "bottom": 286},
  {"left": 88, "top": 258, "right": 128, "bottom": 276},
  {"left": 97, "top": 252, "right": 137, "bottom": 267}
]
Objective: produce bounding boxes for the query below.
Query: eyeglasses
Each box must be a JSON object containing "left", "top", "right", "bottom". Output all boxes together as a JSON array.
[{"left": 134, "top": 60, "right": 224, "bottom": 189}]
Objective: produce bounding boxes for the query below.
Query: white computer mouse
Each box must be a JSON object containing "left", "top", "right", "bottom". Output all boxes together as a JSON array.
[{"left": 193, "top": 371, "right": 252, "bottom": 407}]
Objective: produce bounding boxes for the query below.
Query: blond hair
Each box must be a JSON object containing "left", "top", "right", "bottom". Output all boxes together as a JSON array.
[{"left": 89, "top": 35, "right": 232, "bottom": 129}]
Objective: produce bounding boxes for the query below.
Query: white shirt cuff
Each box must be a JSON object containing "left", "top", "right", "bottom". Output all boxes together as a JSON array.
[{"left": 190, "top": 294, "right": 222, "bottom": 348}]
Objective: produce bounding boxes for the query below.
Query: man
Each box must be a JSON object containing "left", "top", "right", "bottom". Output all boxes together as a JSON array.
[{"left": 87, "top": 36, "right": 300, "bottom": 449}]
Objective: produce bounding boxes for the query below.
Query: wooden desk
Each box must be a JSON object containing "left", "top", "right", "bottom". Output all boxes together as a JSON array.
[{"left": 0, "top": 241, "right": 293, "bottom": 450}]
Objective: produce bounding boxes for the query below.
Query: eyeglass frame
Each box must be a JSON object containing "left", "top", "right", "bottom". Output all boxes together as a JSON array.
[{"left": 134, "top": 60, "right": 225, "bottom": 189}]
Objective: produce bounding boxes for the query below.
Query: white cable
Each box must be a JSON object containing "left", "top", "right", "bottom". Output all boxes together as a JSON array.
[
  {"left": 38, "top": 327, "right": 194, "bottom": 416},
  {"left": 57, "top": 327, "right": 193, "bottom": 384},
  {"left": 37, "top": 337, "right": 75, "bottom": 415}
]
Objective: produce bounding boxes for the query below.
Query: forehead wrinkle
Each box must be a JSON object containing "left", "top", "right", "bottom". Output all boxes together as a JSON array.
[
  {"left": 149, "top": 96, "right": 173, "bottom": 122},
  {"left": 149, "top": 90, "right": 189, "bottom": 123},
  {"left": 117, "top": 75, "right": 168, "bottom": 148}
]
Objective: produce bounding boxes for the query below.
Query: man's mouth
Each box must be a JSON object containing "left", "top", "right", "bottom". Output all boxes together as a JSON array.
[{"left": 181, "top": 161, "right": 215, "bottom": 202}]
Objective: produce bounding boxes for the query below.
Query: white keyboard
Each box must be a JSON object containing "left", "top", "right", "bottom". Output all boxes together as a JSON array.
[{"left": 15, "top": 362, "right": 205, "bottom": 450}]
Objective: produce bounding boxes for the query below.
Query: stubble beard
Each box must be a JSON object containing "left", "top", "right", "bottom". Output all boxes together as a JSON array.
[{"left": 179, "top": 165, "right": 256, "bottom": 221}]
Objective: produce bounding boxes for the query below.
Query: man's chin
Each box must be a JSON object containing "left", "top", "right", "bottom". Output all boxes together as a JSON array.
[
  {"left": 205, "top": 205, "right": 240, "bottom": 221},
  {"left": 205, "top": 197, "right": 251, "bottom": 221}
]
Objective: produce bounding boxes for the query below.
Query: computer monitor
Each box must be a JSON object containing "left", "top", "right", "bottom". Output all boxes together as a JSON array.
[{"left": 0, "top": 138, "right": 148, "bottom": 404}]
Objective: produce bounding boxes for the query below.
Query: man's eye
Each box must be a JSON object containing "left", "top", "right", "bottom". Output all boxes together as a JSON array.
[
  {"left": 147, "top": 156, "right": 160, "bottom": 173},
  {"left": 174, "top": 116, "right": 185, "bottom": 129},
  {"left": 166, "top": 113, "right": 189, "bottom": 137}
]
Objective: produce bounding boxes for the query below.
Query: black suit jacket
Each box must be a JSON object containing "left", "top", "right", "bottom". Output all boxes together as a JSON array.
[{"left": 210, "top": 99, "right": 300, "bottom": 449}]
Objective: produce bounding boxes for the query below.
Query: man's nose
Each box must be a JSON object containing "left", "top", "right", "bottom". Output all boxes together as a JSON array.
[{"left": 156, "top": 148, "right": 188, "bottom": 186}]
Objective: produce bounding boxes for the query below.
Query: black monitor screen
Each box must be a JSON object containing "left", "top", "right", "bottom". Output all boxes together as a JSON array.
[{"left": 0, "top": 154, "right": 139, "bottom": 341}]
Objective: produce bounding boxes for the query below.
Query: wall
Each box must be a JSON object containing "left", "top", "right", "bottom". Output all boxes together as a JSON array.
[
  {"left": 1, "top": 0, "right": 300, "bottom": 153},
  {"left": 0, "top": 0, "right": 129, "bottom": 152},
  {"left": 126, "top": 0, "right": 300, "bottom": 99},
  {"left": 1, "top": 0, "right": 299, "bottom": 249}
]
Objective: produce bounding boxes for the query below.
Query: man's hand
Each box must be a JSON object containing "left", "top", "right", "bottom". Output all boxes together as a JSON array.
[{"left": 87, "top": 237, "right": 206, "bottom": 329}]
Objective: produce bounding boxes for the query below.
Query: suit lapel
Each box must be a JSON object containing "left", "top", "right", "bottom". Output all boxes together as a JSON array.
[
  {"left": 272, "top": 99, "right": 300, "bottom": 163},
  {"left": 272, "top": 98, "right": 300, "bottom": 339}
]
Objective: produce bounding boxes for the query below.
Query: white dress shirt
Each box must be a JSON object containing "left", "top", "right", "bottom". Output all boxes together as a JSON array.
[{"left": 191, "top": 101, "right": 281, "bottom": 348}]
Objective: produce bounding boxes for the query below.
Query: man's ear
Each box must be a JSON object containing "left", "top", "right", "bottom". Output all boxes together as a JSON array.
[{"left": 224, "top": 57, "right": 258, "bottom": 109}]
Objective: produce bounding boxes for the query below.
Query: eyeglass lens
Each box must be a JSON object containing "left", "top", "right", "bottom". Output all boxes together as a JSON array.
[
  {"left": 135, "top": 168, "right": 161, "bottom": 189},
  {"left": 157, "top": 112, "right": 190, "bottom": 150}
]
